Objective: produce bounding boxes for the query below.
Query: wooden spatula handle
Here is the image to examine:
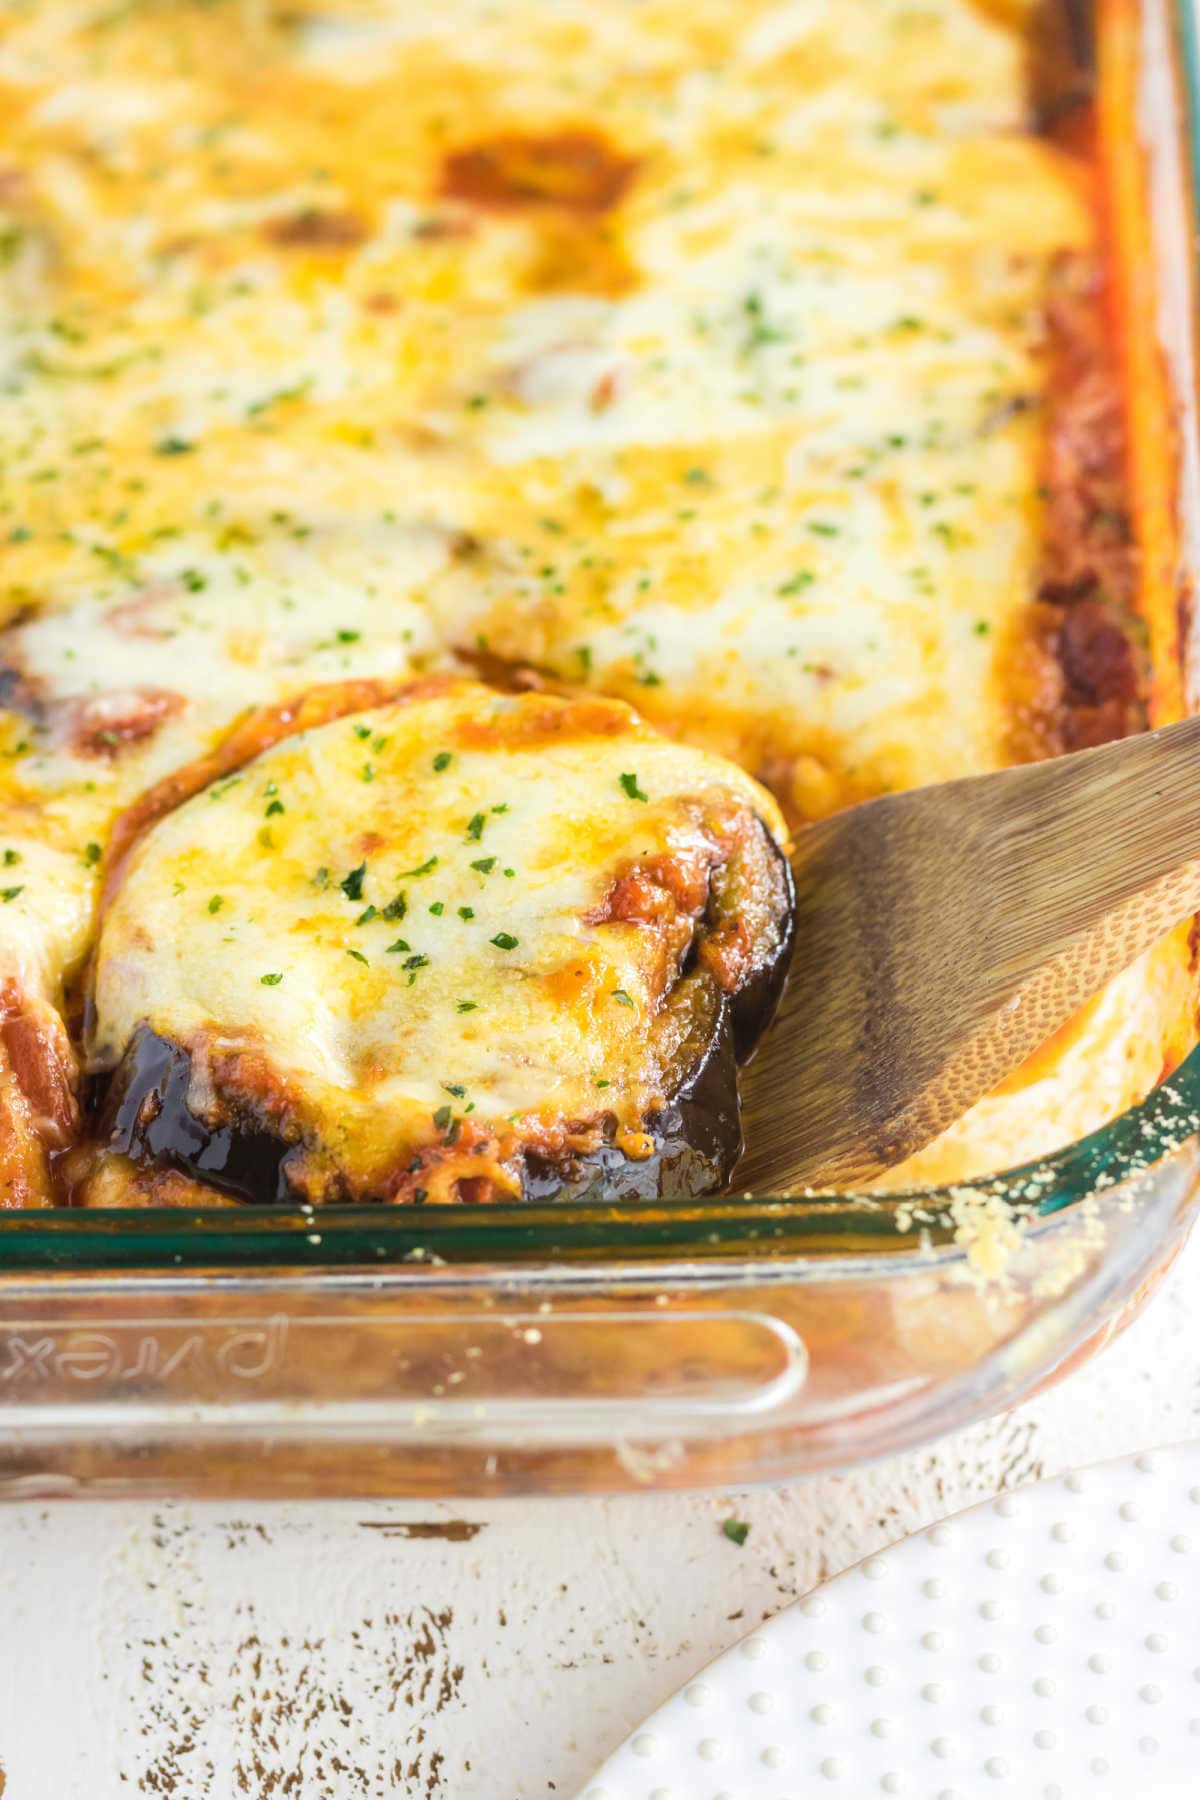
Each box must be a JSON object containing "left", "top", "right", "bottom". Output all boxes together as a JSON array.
[{"left": 976, "top": 714, "right": 1200, "bottom": 954}]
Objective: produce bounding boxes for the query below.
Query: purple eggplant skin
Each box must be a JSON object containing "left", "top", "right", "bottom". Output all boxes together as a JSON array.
[
  {"left": 556, "top": 821, "right": 797, "bottom": 1203},
  {"left": 92, "top": 1025, "right": 311, "bottom": 1207},
  {"left": 722, "top": 822, "right": 796, "bottom": 1063},
  {"left": 91, "top": 816, "right": 795, "bottom": 1207}
]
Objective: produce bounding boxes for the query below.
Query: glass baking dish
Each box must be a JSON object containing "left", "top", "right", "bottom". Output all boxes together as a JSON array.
[{"left": 0, "top": 0, "right": 1198, "bottom": 1499}]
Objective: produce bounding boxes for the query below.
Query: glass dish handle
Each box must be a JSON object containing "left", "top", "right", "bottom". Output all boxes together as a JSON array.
[{"left": 0, "top": 1294, "right": 808, "bottom": 1440}]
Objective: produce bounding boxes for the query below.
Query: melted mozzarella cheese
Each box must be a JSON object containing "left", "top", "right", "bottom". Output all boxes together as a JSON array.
[
  {"left": 0, "top": 0, "right": 1189, "bottom": 1195},
  {"left": 0, "top": 0, "right": 1087, "bottom": 821},
  {"left": 3, "top": 515, "right": 447, "bottom": 805},
  {"left": 92, "top": 682, "right": 786, "bottom": 1194}
]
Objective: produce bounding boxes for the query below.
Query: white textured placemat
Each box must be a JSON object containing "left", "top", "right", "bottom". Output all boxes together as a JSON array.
[{"left": 581, "top": 1443, "right": 1200, "bottom": 1799}]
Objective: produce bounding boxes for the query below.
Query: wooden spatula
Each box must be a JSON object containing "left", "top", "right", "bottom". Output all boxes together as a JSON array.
[{"left": 735, "top": 715, "right": 1200, "bottom": 1193}]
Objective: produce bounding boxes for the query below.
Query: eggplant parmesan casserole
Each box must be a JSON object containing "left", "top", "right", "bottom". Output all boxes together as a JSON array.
[{"left": 0, "top": 0, "right": 1193, "bottom": 1209}]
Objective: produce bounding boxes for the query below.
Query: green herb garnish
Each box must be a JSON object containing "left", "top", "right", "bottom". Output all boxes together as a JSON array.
[{"left": 340, "top": 862, "right": 366, "bottom": 901}]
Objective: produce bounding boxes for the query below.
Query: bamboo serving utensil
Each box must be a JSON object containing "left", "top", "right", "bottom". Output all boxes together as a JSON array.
[{"left": 735, "top": 715, "right": 1200, "bottom": 1193}]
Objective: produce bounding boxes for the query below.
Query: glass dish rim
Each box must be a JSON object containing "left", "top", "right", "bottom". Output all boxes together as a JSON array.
[
  {"left": 1, "top": 1037, "right": 1196, "bottom": 1273},
  {"left": 0, "top": 0, "right": 1197, "bottom": 1275}
]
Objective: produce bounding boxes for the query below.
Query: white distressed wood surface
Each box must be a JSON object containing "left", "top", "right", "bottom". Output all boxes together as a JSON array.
[{"left": 0, "top": 1233, "right": 1197, "bottom": 1798}]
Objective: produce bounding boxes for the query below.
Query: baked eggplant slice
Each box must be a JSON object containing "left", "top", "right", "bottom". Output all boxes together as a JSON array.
[{"left": 85, "top": 679, "right": 793, "bottom": 1206}]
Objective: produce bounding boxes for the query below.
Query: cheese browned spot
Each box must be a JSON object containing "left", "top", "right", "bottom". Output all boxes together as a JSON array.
[
  {"left": 264, "top": 209, "right": 367, "bottom": 249},
  {"left": 441, "top": 131, "right": 638, "bottom": 213},
  {"left": 84, "top": 682, "right": 792, "bottom": 1206}
]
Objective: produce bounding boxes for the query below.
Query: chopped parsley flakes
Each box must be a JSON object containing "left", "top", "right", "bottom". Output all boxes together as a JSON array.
[
  {"left": 340, "top": 861, "right": 366, "bottom": 901},
  {"left": 490, "top": 932, "right": 519, "bottom": 950},
  {"left": 618, "top": 772, "right": 648, "bottom": 803},
  {"left": 260, "top": 971, "right": 283, "bottom": 986}
]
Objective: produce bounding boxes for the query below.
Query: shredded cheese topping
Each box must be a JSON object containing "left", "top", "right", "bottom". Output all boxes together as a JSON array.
[{"left": 0, "top": 0, "right": 1191, "bottom": 1200}]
